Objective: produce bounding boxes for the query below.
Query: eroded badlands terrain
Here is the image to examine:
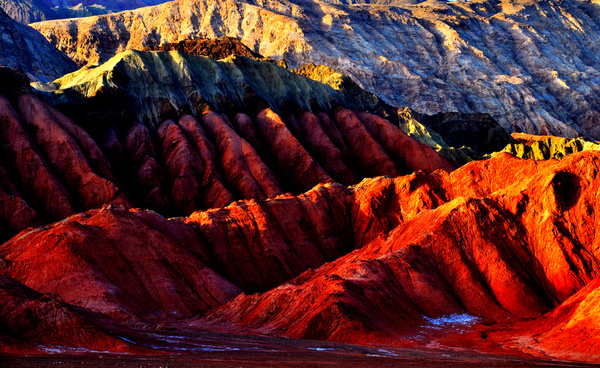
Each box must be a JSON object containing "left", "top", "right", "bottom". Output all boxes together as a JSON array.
[{"left": 1, "top": 3, "right": 600, "bottom": 364}]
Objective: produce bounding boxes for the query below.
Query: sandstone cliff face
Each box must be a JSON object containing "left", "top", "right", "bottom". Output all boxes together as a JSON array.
[
  {"left": 31, "top": 0, "right": 600, "bottom": 138},
  {"left": 0, "top": 8, "right": 76, "bottom": 82}
]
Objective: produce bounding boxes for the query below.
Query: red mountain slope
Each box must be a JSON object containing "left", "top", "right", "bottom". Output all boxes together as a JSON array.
[
  {"left": 0, "top": 75, "right": 453, "bottom": 240},
  {"left": 1, "top": 150, "right": 599, "bottom": 361},
  {"left": 199, "top": 151, "right": 600, "bottom": 350}
]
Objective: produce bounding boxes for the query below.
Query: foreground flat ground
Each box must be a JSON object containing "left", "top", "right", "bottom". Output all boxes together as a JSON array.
[{"left": 1, "top": 331, "right": 598, "bottom": 368}]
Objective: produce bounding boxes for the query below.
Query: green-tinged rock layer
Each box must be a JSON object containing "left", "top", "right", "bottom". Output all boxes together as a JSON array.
[
  {"left": 396, "top": 107, "right": 514, "bottom": 166},
  {"left": 40, "top": 49, "right": 342, "bottom": 127},
  {"left": 503, "top": 136, "right": 600, "bottom": 161}
]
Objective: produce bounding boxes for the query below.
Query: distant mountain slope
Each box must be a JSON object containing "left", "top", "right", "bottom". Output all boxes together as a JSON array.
[
  {"left": 0, "top": 0, "right": 169, "bottom": 24},
  {"left": 41, "top": 0, "right": 168, "bottom": 9},
  {"left": 0, "top": 8, "right": 76, "bottom": 81},
  {"left": 31, "top": 0, "right": 600, "bottom": 139},
  {"left": 0, "top": 0, "right": 55, "bottom": 23}
]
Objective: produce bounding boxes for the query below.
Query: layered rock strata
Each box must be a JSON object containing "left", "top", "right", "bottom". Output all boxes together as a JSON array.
[
  {"left": 0, "top": 66, "right": 453, "bottom": 241},
  {"left": 31, "top": 0, "right": 600, "bottom": 138},
  {"left": 1, "top": 150, "right": 600, "bottom": 361}
]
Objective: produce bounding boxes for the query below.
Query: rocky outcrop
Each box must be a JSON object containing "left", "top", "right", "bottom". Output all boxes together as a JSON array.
[
  {"left": 184, "top": 182, "right": 355, "bottom": 292},
  {"left": 2, "top": 149, "right": 600, "bottom": 362},
  {"left": 1, "top": 124, "right": 600, "bottom": 361},
  {"left": 31, "top": 0, "right": 600, "bottom": 138},
  {"left": 0, "top": 8, "right": 76, "bottom": 82},
  {"left": 0, "top": 182, "right": 354, "bottom": 318},
  {"left": 42, "top": 50, "right": 340, "bottom": 127},
  {"left": 0, "top": 207, "right": 243, "bottom": 320},
  {"left": 142, "top": 36, "right": 278, "bottom": 64},
  {"left": 503, "top": 133, "right": 600, "bottom": 161},
  {"left": 142, "top": 37, "right": 395, "bottom": 115}
]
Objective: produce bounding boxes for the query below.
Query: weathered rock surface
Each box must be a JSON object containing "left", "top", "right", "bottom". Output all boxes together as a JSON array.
[
  {"left": 142, "top": 36, "right": 276, "bottom": 64},
  {"left": 0, "top": 0, "right": 116, "bottom": 25},
  {"left": 0, "top": 0, "right": 55, "bottom": 24},
  {"left": 141, "top": 37, "right": 395, "bottom": 114},
  {"left": 31, "top": 0, "right": 600, "bottom": 138},
  {"left": 0, "top": 181, "right": 356, "bottom": 319},
  {"left": 482, "top": 276, "right": 600, "bottom": 362},
  {"left": 0, "top": 73, "right": 130, "bottom": 239},
  {"left": 0, "top": 8, "right": 76, "bottom": 82},
  {"left": 41, "top": 50, "right": 340, "bottom": 127},
  {"left": 0, "top": 206, "right": 243, "bottom": 320}
]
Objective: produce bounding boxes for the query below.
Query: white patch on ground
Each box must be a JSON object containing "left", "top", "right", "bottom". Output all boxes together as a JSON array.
[
  {"left": 377, "top": 348, "right": 399, "bottom": 356},
  {"left": 423, "top": 313, "right": 480, "bottom": 327},
  {"left": 40, "top": 346, "right": 111, "bottom": 354}
]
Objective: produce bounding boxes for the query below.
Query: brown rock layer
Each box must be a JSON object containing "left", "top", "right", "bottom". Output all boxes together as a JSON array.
[{"left": 142, "top": 36, "right": 271, "bottom": 63}]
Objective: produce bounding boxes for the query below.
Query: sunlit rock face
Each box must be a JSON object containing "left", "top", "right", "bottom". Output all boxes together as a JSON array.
[
  {"left": 203, "top": 150, "right": 600, "bottom": 349},
  {"left": 503, "top": 132, "right": 600, "bottom": 161},
  {"left": 42, "top": 50, "right": 341, "bottom": 126},
  {"left": 2, "top": 148, "right": 600, "bottom": 360},
  {"left": 4, "top": 15, "right": 600, "bottom": 361},
  {"left": 31, "top": 0, "right": 600, "bottom": 138}
]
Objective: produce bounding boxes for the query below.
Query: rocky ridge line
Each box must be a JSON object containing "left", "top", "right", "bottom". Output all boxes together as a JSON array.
[{"left": 30, "top": 0, "right": 600, "bottom": 138}]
